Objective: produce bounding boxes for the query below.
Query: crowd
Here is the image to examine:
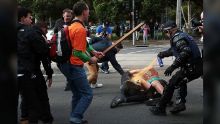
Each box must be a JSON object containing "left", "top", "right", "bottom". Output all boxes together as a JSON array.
[{"left": 17, "top": 1, "right": 203, "bottom": 124}]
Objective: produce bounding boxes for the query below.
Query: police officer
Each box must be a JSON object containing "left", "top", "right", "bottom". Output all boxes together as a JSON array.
[{"left": 149, "top": 21, "right": 203, "bottom": 115}]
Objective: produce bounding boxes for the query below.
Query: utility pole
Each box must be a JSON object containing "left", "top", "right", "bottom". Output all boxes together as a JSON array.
[
  {"left": 176, "top": 0, "right": 182, "bottom": 29},
  {"left": 132, "top": 0, "right": 135, "bottom": 45},
  {"left": 188, "top": 0, "right": 192, "bottom": 31}
]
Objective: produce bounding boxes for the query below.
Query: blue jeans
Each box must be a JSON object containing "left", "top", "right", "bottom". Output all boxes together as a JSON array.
[
  {"left": 58, "top": 63, "right": 93, "bottom": 123},
  {"left": 101, "top": 61, "right": 109, "bottom": 71}
]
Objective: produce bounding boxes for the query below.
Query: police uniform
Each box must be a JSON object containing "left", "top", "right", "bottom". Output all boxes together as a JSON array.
[{"left": 150, "top": 21, "right": 203, "bottom": 115}]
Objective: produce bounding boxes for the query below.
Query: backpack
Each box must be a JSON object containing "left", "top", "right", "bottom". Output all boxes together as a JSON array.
[{"left": 49, "top": 20, "right": 84, "bottom": 63}]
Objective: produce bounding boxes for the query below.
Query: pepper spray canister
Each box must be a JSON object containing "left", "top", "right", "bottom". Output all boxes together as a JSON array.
[{"left": 157, "top": 57, "right": 164, "bottom": 67}]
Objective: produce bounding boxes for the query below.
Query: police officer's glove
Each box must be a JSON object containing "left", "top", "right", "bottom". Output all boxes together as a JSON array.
[
  {"left": 164, "top": 65, "right": 176, "bottom": 76},
  {"left": 157, "top": 52, "right": 165, "bottom": 59}
]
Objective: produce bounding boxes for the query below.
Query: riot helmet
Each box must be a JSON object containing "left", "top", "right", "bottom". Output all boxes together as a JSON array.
[{"left": 163, "top": 21, "right": 177, "bottom": 32}]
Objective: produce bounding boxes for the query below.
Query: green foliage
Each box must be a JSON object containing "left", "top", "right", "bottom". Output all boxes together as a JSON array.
[
  {"left": 93, "top": 0, "right": 125, "bottom": 23},
  {"left": 141, "top": 0, "right": 176, "bottom": 22},
  {"left": 17, "top": 0, "right": 77, "bottom": 20},
  {"left": 17, "top": 0, "right": 203, "bottom": 25}
]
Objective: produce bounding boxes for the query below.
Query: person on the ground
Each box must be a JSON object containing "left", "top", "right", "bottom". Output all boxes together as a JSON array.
[
  {"left": 57, "top": 1, "right": 103, "bottom": 124},
  {"left": 110, "top": 67, "right": 169, "bottom": 108},
  {"left": 149, "top": 21, "right": 203, "bottom": 115}
]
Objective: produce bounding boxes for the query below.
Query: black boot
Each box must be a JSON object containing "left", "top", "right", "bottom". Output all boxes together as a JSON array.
[
  {"left": 169, "top": 102, "right": 186, "bottom": 114},
  {"left": 145, "top": 98, "right": 160, "bottom": 106},
  {"left": 110, "top": 95, "right": 125, "bottom": 108},
  {"left": 149, "top": 105, "right": 166, "bottom": 116}
]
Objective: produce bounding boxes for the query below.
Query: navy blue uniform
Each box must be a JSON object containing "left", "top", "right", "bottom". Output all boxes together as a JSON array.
[{"left": 158, "top": 30, "right": 202, "bottom": 108}]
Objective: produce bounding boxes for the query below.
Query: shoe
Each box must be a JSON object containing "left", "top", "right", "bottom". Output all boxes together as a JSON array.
[
  {"left": 169, "top": 102, "right": 186, "bottom": 114},
  {"left": 90, "top": 83, "right": 103, "bottom": 89},
  {"left": 100, "top": 67, "right": 109, "bottom": 74},
  {"left": 70, "top": 120, "right": 88, "bottom": 124},
  {"left": 145, "top": 98, "right": 160, "bottom": 106},
  {"left": 110, "top": 96, "right": 125, "bottom": 108},
  {"left": 149, "top": 106, "right": 166, "bottom": 116},
  {"left": 104, "top": 70, "right": 109, "bottom": 74}
]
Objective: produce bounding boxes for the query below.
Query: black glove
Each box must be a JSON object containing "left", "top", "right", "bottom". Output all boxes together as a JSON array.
[
  {"left": 157, "top": 52, "right": 164, "bottom": 59},
  {"left": 164, "top": 65, "right": 176, "bottom": 76}
]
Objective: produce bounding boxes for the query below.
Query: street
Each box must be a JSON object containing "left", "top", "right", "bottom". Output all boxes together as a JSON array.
[{"left": 25, "top": 41, "right": 203, "bottom": 124}]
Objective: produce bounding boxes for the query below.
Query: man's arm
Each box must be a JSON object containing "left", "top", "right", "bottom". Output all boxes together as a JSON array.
[
  {"left": 172, "top": 38, "right": 192, "bottom": 68},
  {"left": 129, "top": 69, "right": 141, "bottom": 74},
  {"left": 86, "top": 43, "right": 104, "bottom": 58},
  {"left": 158, "top": 48, "right": 173, "bottom": 58},
  {"left": 73, "top": 50, "right": 90, "bottom": 62},
  {"left": 41, "top": 56, "right": 53, "bottom": 87}
]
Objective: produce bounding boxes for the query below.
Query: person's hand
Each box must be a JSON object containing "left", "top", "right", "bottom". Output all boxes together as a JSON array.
[
  {"left": 93, "top": 51, "right": 104, "bottom": 59},
  {"left": 46, "top": 78, "right": 52, "bottom": 88},
  {"left": 164, "top": 65, "right": 176, "bottom": 76},
  {"left": 157, "top": 52, "right": 164, "bottom": 59},
  {"left": 89, "top": 56, "right": 98, "bottom": 64}
]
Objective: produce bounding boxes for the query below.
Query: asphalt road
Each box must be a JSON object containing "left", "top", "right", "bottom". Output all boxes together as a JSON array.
[{"left": 19, "top": 42, "right": 203, "bottom": 124}]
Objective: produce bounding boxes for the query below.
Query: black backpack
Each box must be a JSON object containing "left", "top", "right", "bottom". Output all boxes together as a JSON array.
[{"left": 49, "top": 20, "right": 84, "bottom": 63}]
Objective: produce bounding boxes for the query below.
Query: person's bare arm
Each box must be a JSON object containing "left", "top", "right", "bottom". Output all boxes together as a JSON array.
[{"left": 129, "top": 69, "right": 141, "bottom": 74}]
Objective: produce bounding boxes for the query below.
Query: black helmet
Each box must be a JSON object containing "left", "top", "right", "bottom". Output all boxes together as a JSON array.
[{"left": 163, "top": 21, "right": 177, "bottom": 30}]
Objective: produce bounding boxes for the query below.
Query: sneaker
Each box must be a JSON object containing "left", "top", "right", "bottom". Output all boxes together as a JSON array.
[
  {"left": 110, "top": 96, "right": 125, "bottom": 108},
  {"left": 104, "top": 70, "right": 110, "bottom": 74},
  {"left": 149, "top": 106, "right": 166, "bottom": 116},
  {"left": 100, "top": 67, "right": 109, "bottom": 74},
  {"left": 169, "top": 102, "right": 186, "bottom": 114},
  {"left": 90, "top": 83, "right": 103, "bottom": 89}
]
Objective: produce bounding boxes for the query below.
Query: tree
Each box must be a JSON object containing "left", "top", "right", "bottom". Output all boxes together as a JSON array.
[
  {"left": 141, "top": 0, "right": 176, "bottom": 22},
  {"left": 93, "top": 0, "right": 127, "bottom": 24},
  {"left": 17, "top": 0, "right": 77, "bottom": 21}
]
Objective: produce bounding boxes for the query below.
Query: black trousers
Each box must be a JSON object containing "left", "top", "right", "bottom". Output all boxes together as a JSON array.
[
  {"left": 99, "top": 49, "right": 124, "bottom": 75},
  {"left": 100, "top": 61, "right": 109, "bottom": 71},
  {"left": 18, "top": 71, "right": 53, "bottom": 123},
  {"left": 159, "top": 60, "right": 203, "bottom": 108}
]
